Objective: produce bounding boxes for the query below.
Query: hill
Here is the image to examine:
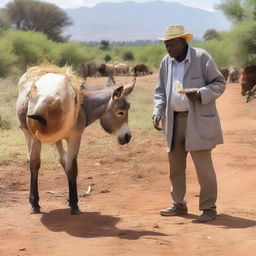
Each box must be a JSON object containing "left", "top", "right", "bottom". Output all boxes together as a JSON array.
[{"left": 65, "top": 1, "right": 230, "bottom": 42}]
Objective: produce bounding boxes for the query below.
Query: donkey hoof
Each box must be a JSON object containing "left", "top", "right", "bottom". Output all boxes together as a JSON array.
[
  {"left": 71, "top": 206, "right": 80, "bottom": 215},
  {"left": 31, "top": 206, "right": 41, "bottom": 214}
]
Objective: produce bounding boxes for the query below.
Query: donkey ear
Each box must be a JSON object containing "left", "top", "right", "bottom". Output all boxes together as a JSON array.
[
  {"left": 112, "top": 86, "right": 124, "bottom": 101},
  {"left": 123, "top": 78, "right": 136, "bottom": 96}
]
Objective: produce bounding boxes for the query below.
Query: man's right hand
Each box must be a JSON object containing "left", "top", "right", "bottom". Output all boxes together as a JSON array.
[{"left": 152, "top": 115, "right": 162, "bottom": 130}]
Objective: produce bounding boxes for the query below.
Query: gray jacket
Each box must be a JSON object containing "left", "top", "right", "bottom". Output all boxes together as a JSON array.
[{"left": 153, "top": 47, "right": 226, "bottom": 152}]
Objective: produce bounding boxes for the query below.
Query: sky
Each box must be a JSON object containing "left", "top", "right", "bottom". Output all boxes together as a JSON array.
[{"left": 0, "top": 0, "right": 222, "bottom": 12}]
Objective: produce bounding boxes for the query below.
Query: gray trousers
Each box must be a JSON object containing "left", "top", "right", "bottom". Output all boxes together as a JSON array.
[{"left": 169, "top": 113, "right": 217, "bottom": 212}]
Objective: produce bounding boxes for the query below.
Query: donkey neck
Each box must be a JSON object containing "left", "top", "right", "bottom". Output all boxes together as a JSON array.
[{"left": 82, "top": 89, "right": 112, "bottom": 127}]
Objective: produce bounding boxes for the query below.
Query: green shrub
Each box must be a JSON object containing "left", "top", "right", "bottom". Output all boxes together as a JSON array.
[
  {"left": 53, "top": 42, "right": 89, "bottom": 71},
  {"left": 0, "top": 38, "right": 17, "bottom": 77},
  {"left": 123, "top": 51, "right": 134, "bottom": 61},
  {"left": 104, "top": 54, "right": 112, "bottom": 62},
  {"left": 0, "top": 116, "right": 12, "bottom": 129},
  {"left": 3, "top": 30, "right": 55, "bottom": 71}
]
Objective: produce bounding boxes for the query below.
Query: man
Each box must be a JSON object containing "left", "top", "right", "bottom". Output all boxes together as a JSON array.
[{"left": 153, "top": 25, "right": 226, "bottom": 222}]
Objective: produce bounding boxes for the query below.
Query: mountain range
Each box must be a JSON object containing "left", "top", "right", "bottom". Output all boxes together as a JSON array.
[{"left": 65, "top": 1, "right": 230, "bottom": 42}]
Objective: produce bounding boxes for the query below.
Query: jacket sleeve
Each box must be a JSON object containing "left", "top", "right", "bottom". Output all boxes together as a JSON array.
[
  {"left": 198, "top": 53, "right": 226, "bottom": 105},
  {"left": 153, "top": 59, "right": 167, "bottom": 116}
]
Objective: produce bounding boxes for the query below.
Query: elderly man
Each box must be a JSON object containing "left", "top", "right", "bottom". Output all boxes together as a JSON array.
[{"left": 153, "top": 25, "right": 226, "bottom": 222}]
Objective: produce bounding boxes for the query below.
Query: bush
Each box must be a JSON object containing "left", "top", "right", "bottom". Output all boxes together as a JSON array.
[
  {"left": 0, "top": 116, "right": 12, "bottom": 129},
  {"left": 104, "top": 54, "right": 112, "bottom": 62},
  {"left": 123, "top": 51, "right": 134, "bottom": 61},
  {"left": 53, "top": 42, "right": 88, "bottom": 71},
  {"left": 3, "top": 30, "right": 55, "bottom": 71},
  {"left": 0, "top": 38, "right": 18, "bottom": 77}
]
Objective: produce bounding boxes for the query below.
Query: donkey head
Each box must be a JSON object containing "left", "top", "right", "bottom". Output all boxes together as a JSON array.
[{"left": 100, "top": 79, "right": 136, "bottom": 145}]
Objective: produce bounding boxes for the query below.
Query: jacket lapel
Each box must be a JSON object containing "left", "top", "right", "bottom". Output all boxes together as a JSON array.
[{"left": 166, "top": 56, "right": 173, "bottom": 102}]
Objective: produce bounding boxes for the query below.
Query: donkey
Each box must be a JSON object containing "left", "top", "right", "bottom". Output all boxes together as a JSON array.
[{"left": 16, "top": 67, "right": 136, "bottom": 215}]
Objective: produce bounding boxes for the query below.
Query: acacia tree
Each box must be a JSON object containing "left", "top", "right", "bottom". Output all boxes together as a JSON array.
[
  {"left": 5, "top": 0, "right": 72, "bottom": 42},
  {"left": 203, "top": 29, "right": 221, "bottom": 41}
]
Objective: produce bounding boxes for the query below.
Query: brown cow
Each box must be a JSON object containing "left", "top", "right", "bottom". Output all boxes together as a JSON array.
[
  {"left": 133, "top": 64, "right": 151, "bottom": 76},
  {"left": 219, "top": 68, "right": 229, "bottom": 82},
  {"left": 98, "top": 63, "right": 115, "bottom": 76},
  {"left": 229, "top": 67, "right": 240, "bottom": 83},
  {"left": 240, "top": 65, "right": 256, "bottom": 96},
  {"left": 80, "top": 62, "right": 98, "bottom": 79},
  {"left": 114, "top": 63, "right": 129, "bottom": 76}
]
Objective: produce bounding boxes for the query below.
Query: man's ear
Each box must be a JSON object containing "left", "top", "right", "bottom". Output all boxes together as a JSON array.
[
  {"left": 112, "top": 86, "right": 123, "bottom": 101},
  {"left": 123, "top": 78, "right": 136, "bottom": 96}
]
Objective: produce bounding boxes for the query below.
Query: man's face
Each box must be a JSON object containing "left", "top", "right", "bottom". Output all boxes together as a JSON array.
[{"left": 164, "top": 38, "right": 186, "bottom": 59}]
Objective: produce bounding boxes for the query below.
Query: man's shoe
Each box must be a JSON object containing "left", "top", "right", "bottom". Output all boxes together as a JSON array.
[
  {"left": 160, "top": 204, "right": 188, "bottom": 216},
  {"left": 196, "top": 210, "right": 216, "bottom": 222}
]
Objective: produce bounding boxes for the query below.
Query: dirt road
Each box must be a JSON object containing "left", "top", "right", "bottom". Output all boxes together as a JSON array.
[{"left": 0, "top": 76, "right": 255, "bottom": 256}]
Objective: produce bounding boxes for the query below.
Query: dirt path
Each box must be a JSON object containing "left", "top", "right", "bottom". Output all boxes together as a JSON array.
[{"left": 0, "top": 77, "right": 256, "bottom": 256}]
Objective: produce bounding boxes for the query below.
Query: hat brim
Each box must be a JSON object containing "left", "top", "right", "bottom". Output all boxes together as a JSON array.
[{"left": 157, "top": 33, "right": 193, "bottom": 42}]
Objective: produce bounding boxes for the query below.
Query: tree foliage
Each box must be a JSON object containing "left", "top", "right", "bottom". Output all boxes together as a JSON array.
[
  {"left": 4, "top": 0, "right": 72, "bottom": 42},
  {"left": 203, "top": 29, "right": 221, "bottom": 41},
  {"left": 216, "top": 0, "right": 256, "bottom": 23},
  {"left": 100, "top": 40, "right": 110, "bottom": 50}
]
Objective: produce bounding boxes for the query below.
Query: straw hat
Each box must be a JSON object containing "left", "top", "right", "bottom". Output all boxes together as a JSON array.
[{"left": 157, "top": 25, "right": 193, "bottom": 42}]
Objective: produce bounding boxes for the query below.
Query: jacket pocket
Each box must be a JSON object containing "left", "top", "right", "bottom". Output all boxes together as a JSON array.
[{"left": 198, "top": 115, "right": 219, "bottom": 140}]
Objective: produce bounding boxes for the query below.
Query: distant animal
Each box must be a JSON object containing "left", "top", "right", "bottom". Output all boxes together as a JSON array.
[
  {"left": 219, "top": 68, "right": 229, "bottom": 82},
  {"left": 229, "top": 67, "right": 240, "bottom": 83},
  {"left": 133, "top": 64, "right": 150, "bottom": 76},
  {"left": 246, "top": 85, "right": 256, "bottom": 103},
  {"left": 98, "top": 63, "right": 115, "bottom": 76},
  {"left": 240, "top": 65, "right": 256, "bottom": 96},
  {"left": 16, "top": 64, "right": 136, "bottom": 215},
  {"left": 114, "top": 63, "right": 129, "bottom": 76},
  {"left": 80, "top": 62, "right": 98, "bottom": 78}
]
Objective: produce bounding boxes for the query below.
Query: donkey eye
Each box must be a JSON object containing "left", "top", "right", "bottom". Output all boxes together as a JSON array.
[{"left": 117, "top": 111, "right": 125, "bottom": 116}]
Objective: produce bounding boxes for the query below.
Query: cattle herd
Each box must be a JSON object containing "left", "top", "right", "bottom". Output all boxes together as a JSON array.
[
  {"left": 79, "top": 61, "right": 152, "bottom": 79},
  {"left": 219, "top": 66, "right": 256, "bottom": 102},
  {"left": 79, "top": 61, "right": 256, "bottom": 103}
]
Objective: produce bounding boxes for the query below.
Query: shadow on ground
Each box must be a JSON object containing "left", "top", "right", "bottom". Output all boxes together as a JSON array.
[
  {"left": 41, "top": 208, "right": 168, "bottom": 239},
  {"left": 180, "top": 213, "right": 256, "bottom": 228}
]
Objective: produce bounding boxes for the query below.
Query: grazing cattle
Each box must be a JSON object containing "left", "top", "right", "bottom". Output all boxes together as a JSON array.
[
  {"left": 98, "top": 63, "right": 115, "bottom": 76},
  {"left": 133, "top": 64, "right": 151, "bottom": 76},
  {"left": 16, "top": 63, "right": 136, "bottom": 215},
  {"left": 219, "top": 68, "right": 229, "bottom": 82},
  {"left": 229, "top": 67, "right": 240, "bottom": 83},
  {"left": 240, "top": 65, "right": 256, "bottom": 96},
  {"left": 114, "top": 63, "right": 129, "bottom": 76},
  {"left": 80, "top": 62, "right": 98, "bottom": 78}
]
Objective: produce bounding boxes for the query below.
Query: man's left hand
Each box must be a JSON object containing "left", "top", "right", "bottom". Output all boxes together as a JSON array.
[{"left": 186, "top": 90, "right": 201, "bottom": 102}]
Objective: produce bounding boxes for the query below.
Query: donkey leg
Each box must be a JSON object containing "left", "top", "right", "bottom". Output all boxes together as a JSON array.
[
  {"left": 55, "top": 140, "right": 67, "bottom": 169},
  {"left": 65, "top": 135, "right": 82, "bottom": 215},
  {"left": 28, "top": 138, "right": 42, "bottom": 214}
]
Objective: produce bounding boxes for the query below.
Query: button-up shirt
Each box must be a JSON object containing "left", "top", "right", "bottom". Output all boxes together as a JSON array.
[{"left": 170, "top": 47, "right": 191, "bottom": 112}]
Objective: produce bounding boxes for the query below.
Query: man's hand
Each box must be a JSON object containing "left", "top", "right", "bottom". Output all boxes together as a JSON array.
[
  {"left": 152, "top": 115, "right": 162, "bottom": 130},
  {"left": 186, "top": 90, "right": 201, "bottom": 102}
]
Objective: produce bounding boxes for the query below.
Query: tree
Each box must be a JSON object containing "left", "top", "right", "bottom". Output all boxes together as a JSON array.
[
  {"left": 0, "top": 9, "right": 11, "bottom": 33},
  {"left": 5, "top": 0, "right": 72, "bottom": 42},
  {"left": 203, "top": 29, "right": 221, "bottom": 41},
  {"left": 104, "top": 54, "right": 111, "bottom": 62},
  {"left": 100, "top": 40, "right": 110, "bottom": 50},
  {"left": 215, "top": 0, "right": 256, "bottom": 23},
  {"left": 123, "top": 51, "right": 134, "bottom": 61}
]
